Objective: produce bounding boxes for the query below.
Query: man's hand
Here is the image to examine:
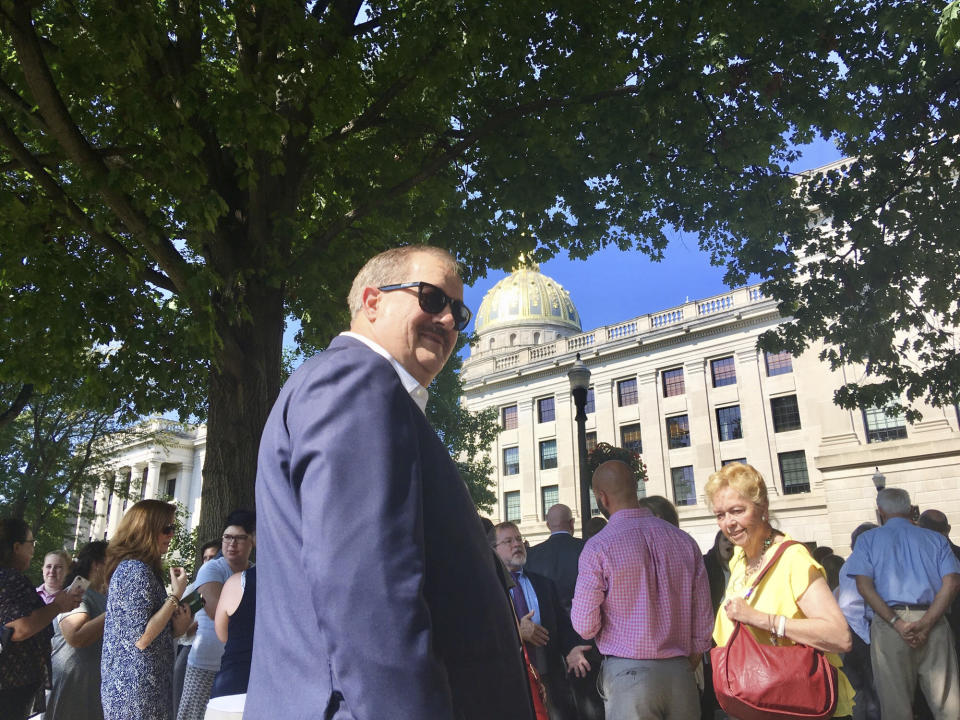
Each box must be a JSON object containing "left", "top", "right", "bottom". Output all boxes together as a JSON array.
[
  {"left": 565, "top": 645, "right": 592, "bottom": 678},
  {"left": 897, "top": 618, "right": 930, "bottom": 648},
  {"left": 519, "top": 610, "right": 549, "bottom": 647},
  {"left": 688, "top": 651, "right": 703, "bottom": 671}
]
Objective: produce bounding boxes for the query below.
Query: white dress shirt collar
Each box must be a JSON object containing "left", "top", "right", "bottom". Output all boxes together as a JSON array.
[{"left": 340, "top": 332, "right": 429, "bottom": 414}]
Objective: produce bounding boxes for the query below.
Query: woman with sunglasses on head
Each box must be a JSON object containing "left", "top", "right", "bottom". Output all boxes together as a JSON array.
[
  {"left": 176, "top": 509, "right": 255, "bottom": 720},
  {"left": 1, "top": 518, "right": 83, "bottom": 720},
  {"left": 101, "top": 500, "right": 193, "bottom": 720}
]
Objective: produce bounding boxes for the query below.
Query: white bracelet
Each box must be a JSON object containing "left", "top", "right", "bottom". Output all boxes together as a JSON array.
[{"left": 777, "top": 614, "right": 787, "bottom": 638}]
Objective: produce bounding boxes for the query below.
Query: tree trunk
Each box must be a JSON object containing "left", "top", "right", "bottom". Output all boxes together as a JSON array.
[{"left": 197, "top": 279, "right": 284, "bottom": 544}]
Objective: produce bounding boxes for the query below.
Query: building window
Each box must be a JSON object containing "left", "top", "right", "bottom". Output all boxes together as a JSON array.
[
  {"left": 542, "top": 485, "right": 559, "bottom": 516},
  {"left": 662, "top": 367, "right": 685, "bottom": 397},
  {"left": 586, "top": 431, "right": 598, "bottom": 453},
  {"left": 778, "top": 451, "right": 811, "bottom": 494},
  {"left": 165, "top": 478, "right": 177, "bottom": 499},
  {"left": 671, "top": 466, "right": 697, "bottom": 506},
  {"left": 771, "top": 395, "right": 802, "bottom": 432},
  {"left": 503, "top": 447, "right": 520, "bottom": 476},
  {"left": 502, "top": 404, "right": 518, "bottom": 430},
  {"left": 666, "top": 415, "right": 691, "bottom": 449},
  {"left": 505, "top": 491, "right": 521, "bottom": 522},
  {"left": 863, "top": 406, "right": 908, "bottom": 443},
  {"left": 617, "top": 378, "right": 638, "bottom": 406},
  {"left": 716, "top": 405, "right": 743, "bottom": 441},
  {"left": 711, "top": 356, "right": 737, "bottom": 387},
  {"left": 537, "top": 396, "right": 556, "bottom": 423},
  {"left": 539, "top": 439, "right": 558, "bottom": 470},
  {"left": 765, "top": 350, "right": 794, "bottom": 376},
  {"left": 722, "top": 458, "right": 747, "bottom": 466},
  {"left": 585, "top": 388, "right": 595, "bottom": 414},
  {"left": 620, "top": 423, "right": 642, "bottom": 455}
]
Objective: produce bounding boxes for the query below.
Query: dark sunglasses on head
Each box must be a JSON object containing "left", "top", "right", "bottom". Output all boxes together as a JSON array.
[{"left": 377, "top": 281, "right": 472, "bottom": 332}]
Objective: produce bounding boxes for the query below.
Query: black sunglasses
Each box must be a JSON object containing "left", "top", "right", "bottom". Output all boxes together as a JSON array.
[
  {"left": 161, "top": 524, "right": 176, "bottom": 535},
  {"left": 377, "top": 281, "right": 472, "bottom": 332}
]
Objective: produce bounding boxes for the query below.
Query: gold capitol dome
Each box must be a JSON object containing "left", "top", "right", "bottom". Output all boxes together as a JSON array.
[{"left": 475, "top": 255, "right": 581, "bottom": 335}]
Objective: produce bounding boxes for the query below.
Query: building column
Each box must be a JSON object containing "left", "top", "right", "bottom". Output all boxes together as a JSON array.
[
  {"left": 175, "top": 461, "right": 193, "bottom": 509},
  {"left": 107, "top": 468, "right": 125, "bottom": 536},
  {"left": 145, "top": 457, "right": 162, "bottom": 500}
]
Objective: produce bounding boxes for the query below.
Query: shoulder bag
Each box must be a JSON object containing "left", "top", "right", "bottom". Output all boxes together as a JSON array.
[{"left": 710, "top": 540, "right": 839, "bottom": 720}]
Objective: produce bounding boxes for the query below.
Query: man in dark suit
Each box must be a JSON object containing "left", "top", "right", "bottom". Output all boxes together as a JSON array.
[
  {"left": 247, "top": 246, "right": 533, "bottom": 720},
  {"left": 492, "top": 521, "right": 591, "bottom": 720},
  {"left": 525, "top": 504, "right": 585, "bottom": 614}
]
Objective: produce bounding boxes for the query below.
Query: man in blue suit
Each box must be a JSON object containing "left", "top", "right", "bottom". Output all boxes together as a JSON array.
[{"left": 246, "top": 246, "right": 534, "bottom": 720}]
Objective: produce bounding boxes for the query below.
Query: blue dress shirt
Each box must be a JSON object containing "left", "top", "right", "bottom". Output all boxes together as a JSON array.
[{"left": 845, "top": 517, "right": 960, "bottom": 612}]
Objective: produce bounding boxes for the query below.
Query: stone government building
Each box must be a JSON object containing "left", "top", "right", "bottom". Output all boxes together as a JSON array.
[
  {"left": 460, "top": 262, "right": 960, "bottom": 552},
  {"left": 71, "top": 251, "right": 960, "bottom": 555}
]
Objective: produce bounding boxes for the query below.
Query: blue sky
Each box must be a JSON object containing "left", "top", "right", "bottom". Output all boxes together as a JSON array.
[{"left": 462, "top": 139, "right": 843, "bottom": 338}]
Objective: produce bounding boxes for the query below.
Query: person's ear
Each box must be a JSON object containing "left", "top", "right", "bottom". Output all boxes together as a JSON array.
[{"left": 360, "top": 286, "right": 381, "bottom": 322}]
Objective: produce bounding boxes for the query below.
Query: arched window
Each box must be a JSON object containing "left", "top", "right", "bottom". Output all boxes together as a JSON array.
[
  {"left": 509, "top": 333, "right": 517, "bottom": 346},
  {"left": 533, "top": 332, "right": 540, "bottom": 345}
]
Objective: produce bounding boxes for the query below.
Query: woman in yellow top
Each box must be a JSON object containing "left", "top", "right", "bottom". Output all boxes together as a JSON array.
[{"left": 705, "top": 462, "right": 855, "bottom": 718}]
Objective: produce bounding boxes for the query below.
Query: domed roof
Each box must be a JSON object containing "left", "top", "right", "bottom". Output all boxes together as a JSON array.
[{"left": 475, "top": 261, "right": 581, "bottom": 334}]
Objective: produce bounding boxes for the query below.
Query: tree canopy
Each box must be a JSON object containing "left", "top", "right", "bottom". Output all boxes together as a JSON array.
[{"left": 1, "top": 1, "right": 957, "bottom": 537}]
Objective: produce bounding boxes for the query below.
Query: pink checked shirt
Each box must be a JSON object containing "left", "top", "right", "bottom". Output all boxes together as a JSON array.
[{"left": 571, "top": 507, "right": 713, "bottom": 659}]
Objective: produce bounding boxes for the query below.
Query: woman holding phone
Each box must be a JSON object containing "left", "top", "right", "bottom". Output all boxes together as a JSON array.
[{"left": 100, "top": 500, "right": 194, "bottom": 720}]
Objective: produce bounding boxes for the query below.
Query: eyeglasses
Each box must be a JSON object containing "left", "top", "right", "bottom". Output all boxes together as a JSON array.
[
  {"left": 161, "top": 524, "right": 176, "bottom": 536},
  {"left": 494, "top": 535, "right": 525, "bottom": 548},
  {"left": 377, "top": 281, "right": 472, "bottom": 332},
  {"left": 221, "top": 534, "right": 250, "bottom": 545}
]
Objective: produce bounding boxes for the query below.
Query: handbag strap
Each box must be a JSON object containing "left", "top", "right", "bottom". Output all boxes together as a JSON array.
[{"left": 743, "top": 539, "right": 799, "bottom": 600}]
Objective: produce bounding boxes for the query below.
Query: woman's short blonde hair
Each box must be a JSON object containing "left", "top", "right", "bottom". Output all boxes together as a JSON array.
[{"left": 704, "top": 462, "right": 769, "bottom": 512}]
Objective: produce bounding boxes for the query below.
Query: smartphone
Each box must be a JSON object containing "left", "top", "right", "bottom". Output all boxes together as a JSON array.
[
  {"left": 66, "top": 576, "right": 90, "bottom": 595},
  {"left": 181, "top": 588, "right": 205, "bottom": 615}
]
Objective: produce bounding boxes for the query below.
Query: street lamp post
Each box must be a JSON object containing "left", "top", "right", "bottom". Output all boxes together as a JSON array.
[{"left": 567, "top": 353, "right": 592, "bottom": 538}]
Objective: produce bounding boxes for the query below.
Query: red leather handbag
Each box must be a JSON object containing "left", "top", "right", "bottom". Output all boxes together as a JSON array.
[{"left": 710, "top": 541, "right": 839, "bottom": 720}]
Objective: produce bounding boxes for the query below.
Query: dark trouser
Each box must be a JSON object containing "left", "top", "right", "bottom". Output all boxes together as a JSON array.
[
  {"left": 542, "top": 670, "right": 577, "bottom": 720},
  {"left": 843, "top": 630, "right": 880, "bottom": 720},
  {"left": 570, "top": 646, "right": 605, "bottom": 720},
  {"left": 0, "top": 681, "right": 43, "bottom": 720}
]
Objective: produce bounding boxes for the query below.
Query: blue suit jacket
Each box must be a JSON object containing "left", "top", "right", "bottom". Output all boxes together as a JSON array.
[{"left": 246, "top": 336, "right": 533, "bottom": 720}]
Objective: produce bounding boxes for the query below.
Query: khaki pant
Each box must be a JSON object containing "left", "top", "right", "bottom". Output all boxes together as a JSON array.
[{"left": 871, "top": 608, "right": 960, "bottom": 720}]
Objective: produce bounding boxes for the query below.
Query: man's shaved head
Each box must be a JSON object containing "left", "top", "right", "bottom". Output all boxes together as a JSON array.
[
  {"left": 592, "top": 461, "right": 640, "bottom": 518},
  {"left": 545, "top": 504, "right": 574, "bottom": 532}
]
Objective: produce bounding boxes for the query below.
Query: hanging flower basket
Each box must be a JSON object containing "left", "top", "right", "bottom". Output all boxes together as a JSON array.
[{"left": 586, "top": 442, "right": 648, "bottom": 484}]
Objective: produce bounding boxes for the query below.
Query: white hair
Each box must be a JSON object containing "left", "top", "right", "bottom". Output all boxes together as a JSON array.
[{"left": 877, "top": 487, "right": 912, "bottom": 516}]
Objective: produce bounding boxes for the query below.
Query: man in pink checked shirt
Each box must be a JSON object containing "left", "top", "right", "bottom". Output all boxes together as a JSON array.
[{"left": 571, "top": 460, "right": 713, "bottom": 720}]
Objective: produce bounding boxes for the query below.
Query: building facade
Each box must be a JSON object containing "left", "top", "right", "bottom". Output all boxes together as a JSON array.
[
  {"left": 69, "top": 419, "right": 207, "bottom": 547},
  {"left": 73, "top": 265, "right": 960, "bottom": 555},
  {"left": 462, "top": 263, "right": 960, "bottom": 552}
]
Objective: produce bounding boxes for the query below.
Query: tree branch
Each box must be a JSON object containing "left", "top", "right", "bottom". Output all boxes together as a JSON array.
[
  {"left": 295, "top": 83, "right": 645, "bottom": 269},
  {"left": 0, "top": 119, "right": 177, "bottom": 293},
  {"left": 0, "top": 384, "right": 33, "bottom": 430},
  {"left": 3, "top": 3, "right": 193, "bottom": 293}
]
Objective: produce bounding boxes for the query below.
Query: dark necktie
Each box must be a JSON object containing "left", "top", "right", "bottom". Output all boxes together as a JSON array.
[{"left": 510, "top": 571, "right": 530, "bottom": 619}]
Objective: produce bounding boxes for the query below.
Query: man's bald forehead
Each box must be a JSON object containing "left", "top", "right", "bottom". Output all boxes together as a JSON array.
[{"left": 593, "top": 460, "right": 635, "bottom": 494}]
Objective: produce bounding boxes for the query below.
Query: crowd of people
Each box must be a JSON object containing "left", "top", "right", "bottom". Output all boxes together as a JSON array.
[
  {"left": 0, "top": 502, "right": 256, "bottom": 720},
  {"left": 3, "top": 245, "right": 959, "bottom": 720}
]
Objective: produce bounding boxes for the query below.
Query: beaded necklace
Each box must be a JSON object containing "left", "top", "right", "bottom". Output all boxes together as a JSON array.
[{"left": 744, "top": 530, "right": 775, "bottom": 578}]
